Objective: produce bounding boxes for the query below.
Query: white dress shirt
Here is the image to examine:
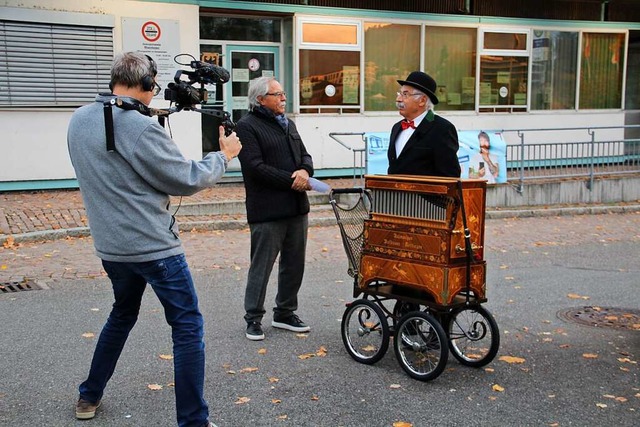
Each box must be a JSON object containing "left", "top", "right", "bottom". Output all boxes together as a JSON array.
[{"left": 395, "top": 110, "right": 428, "bottom": 156}]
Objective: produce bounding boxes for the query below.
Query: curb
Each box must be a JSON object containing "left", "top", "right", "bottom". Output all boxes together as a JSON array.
[{"left": 2, "top": 205, "right": 639, "bottom": 244}]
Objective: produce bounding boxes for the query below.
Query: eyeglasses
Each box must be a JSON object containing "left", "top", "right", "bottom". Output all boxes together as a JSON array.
[
  {"left": 396, "top": 91, "right": 423, "bottom": 99},
  {"left": 265, "top": 91, "right": 286, "bottom": 98},
  {"left": 153, "top": 81, "right": 162, "bottom": 96}
]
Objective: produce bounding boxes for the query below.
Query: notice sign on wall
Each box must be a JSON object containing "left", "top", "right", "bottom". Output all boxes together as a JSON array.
[{"left": 121, "top": 18, "right": 180, "bottom": 96}]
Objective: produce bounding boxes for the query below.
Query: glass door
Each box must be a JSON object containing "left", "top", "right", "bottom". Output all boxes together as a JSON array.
[{"left": 225, "top": 45, "right": 280, "bottom": 124}]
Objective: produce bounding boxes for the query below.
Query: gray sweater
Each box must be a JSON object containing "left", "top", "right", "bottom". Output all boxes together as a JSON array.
[{"left": 67, "top": 94, "right": 228, "bottom": 262}]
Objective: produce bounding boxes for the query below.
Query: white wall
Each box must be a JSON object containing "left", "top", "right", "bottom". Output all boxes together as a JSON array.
[{"left": 0, "top": 0, "right": 201, "bottom": 183}]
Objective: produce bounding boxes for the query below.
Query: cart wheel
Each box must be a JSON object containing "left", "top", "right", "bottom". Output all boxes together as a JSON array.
[
  {"left": 393, "top": 311, "right": 448, "bottom": 381},
  {"left": 446, "top": 305, "right": 500, "bottom": 367},
  {"left": 341, "top": 299, "right": 390, "bottom": 365}
]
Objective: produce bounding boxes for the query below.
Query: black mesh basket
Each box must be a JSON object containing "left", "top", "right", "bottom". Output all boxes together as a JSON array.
[{"left": 329, "top": 188, "right": 372, "bottom": 278}]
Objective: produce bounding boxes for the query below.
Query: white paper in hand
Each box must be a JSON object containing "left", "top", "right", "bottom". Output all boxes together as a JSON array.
[{"left": 308, "top": 177, "right": 331, "bottom": 193}]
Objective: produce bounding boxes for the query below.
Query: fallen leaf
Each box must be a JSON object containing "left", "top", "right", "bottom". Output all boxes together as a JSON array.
[
  {"left": 239, "top": 367, "right": 259, "bottom": 373},
  {"left": 3, "top": 236, "right": 15, "bottom": 249},
  {"left": 498, "top": 355, "right": 525, "bottom": 364},
  {"left": 147, "top": 384, "right": 163, "bottom": 390},
  {"left": 159, "top": 354, "right": 173, "bottom": 360},
  {"left": 271, "top": 399, "right": 281, "bottom": 404},
  {"left": 277, "top": 415, "right": 288, "bottom": 420},
  {"left": 595, "top": 403, "right": 607, "bottom": 408},
  {"left": 567, "top": 293, "right": 590, "bottom": 300},
  {"left": 582, "top": 353, "right": 599, "bottom": 359},
  {"left": 81, "top": 332, "right": 95, "bottom": 338},
  {"left": 235, "top": 397, "right": 250, "bottom": 405},
  {"left": 316, "top": 346, "right": 327, "bottom": 357},
  {"left": 258, "top": 348, "right": 267, "bottom": 355},
  {"left": 298, "top": 353, "right": 315, "bottom": 360},
  {"left": 492, "top": 384, "right": 505, "bottom": 392},
  {"left": 390, "top": 384, "right": 402, "bottom": 389},
  {"left": 484, "top": 367, "right": 495, "bottom": 373},
  {"left": 269, "top": 377, "right": 279, "bottom": 383},
  {"left": 311, "top": 395, "right": 319, "bottom": 401},
  {"left": 615, "top": 396, "right": 628, "bottom": 403},
  {"left": 393, "top": 422, "right": 413, "bottom": 427}
]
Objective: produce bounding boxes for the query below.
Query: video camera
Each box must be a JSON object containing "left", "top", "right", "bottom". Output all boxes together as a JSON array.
[{"left": 163, "top": 53, "right": 235, "bottom": 135}]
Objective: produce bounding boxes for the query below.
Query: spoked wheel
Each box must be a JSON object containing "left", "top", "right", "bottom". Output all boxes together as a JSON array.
[
  {"left": 446, "top": 305, "right": 500, "bottom": 367},
  {"left": 393, "top": 311, "right": 448, "bottom": 381},
  {"left": 341, "top": 299, "right": 390, "bottom": 365}
]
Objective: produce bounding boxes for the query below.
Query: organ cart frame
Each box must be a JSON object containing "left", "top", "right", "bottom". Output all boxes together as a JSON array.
[{"left": 330, "top": 175, "right": 500, "bottom": 381}]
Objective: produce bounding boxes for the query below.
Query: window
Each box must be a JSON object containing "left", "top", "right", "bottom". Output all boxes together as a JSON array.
[
  {"left": 0, "top": 19, "right": 113, "bottom": 108},
  {"left": 298, "top": 19, "right": 361, "bottom": 113},
  {"left": 364, "top": 22, "right": 420, "bottom": 112},
  {"left": 579, "top": 32, "right": 625, "bottom": 109},
  {"left": 530, "top": 30, "right": 578, "bottom": 110},
  {"left": 626, "top": 31, "right": 640, "bottom": 110},
  {"left": 199, "top": 16, "right": 281, "bottom": 42},
  {"left": 478, "top": 29, "right": 529, "bottom": 112},
  {"left": 424, "top": 26, "right": 476, "bottom": 111}
]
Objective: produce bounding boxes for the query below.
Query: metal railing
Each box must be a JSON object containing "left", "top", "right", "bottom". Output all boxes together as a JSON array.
[
  {"left": 503, "top": 125, "right": 640, "bottom": 192},
  {"left": 329, "top": 126, "right": 640, "bottom": 192}
]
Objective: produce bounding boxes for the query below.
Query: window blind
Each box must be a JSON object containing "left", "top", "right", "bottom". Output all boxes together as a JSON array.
[{"left": 0, "top": 20, "right": 113, "bottom": 107}]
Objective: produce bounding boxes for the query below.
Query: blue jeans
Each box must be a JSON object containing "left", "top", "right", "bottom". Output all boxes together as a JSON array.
[{"left": 79, "top": 254, "right": 209, "bottom": 427}]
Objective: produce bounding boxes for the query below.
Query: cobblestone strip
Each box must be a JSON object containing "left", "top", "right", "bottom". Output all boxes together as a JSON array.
[
  {"left": 0, "top": 208, "right": 10, "bottom": 235},
  {"left": 2, "top": 207, "right": 87, "bottom": 235}
]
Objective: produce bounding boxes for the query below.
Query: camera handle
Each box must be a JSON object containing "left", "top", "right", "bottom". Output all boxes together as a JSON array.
[{"left": 152, "top": 106, "right": 236, "bottom": 136}]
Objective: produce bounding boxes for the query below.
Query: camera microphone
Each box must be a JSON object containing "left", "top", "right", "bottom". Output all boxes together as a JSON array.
[{"left": 191, "top": 61, "right": 230, "bottom": 84}]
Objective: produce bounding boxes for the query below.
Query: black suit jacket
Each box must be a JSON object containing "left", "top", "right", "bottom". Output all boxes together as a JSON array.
[{"left": 387, "top": 112, "right": 461, "bottom": 177}]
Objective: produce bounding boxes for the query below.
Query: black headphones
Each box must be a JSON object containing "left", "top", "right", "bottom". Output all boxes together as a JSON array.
[
  {"left": 141, "top": 54, "right": 157, "bottom": 92},
  {"left": 109, "top": 54, "right": 157, "bottom": 92}
]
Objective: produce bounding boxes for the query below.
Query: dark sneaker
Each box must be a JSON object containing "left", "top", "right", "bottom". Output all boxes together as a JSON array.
[
  {"left": 246, "top": 322, "right": 265, "bottom": 340},
  {"left": 272, "top": 314, "right": 311, "bottom": 332},
  {"left": 75, "top": 398, "right": 101, "bottom": 420}
]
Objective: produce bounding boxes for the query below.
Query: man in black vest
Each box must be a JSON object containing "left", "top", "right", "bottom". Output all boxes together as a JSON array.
[
  {"left": 387, "top": 71, "right": 461, "bottom": 177},
  {"left": 236, "top": 76, "right": 314, "bottom": 341}
]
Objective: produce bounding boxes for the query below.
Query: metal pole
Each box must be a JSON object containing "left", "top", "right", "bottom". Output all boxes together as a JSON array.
[
  {"left": 517, "top": 130, "right": 525, "bottom": 193},
  {"left": 587, "top": 128, "right": 595, "bottom": 191}
]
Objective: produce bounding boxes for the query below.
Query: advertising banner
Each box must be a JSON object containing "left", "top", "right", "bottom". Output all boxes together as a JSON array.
[{"left": 365, "top": 130, "right": 507, "bottom": 184}]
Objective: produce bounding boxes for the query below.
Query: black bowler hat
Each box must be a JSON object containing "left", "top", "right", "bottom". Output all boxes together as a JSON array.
[{"left": 397, "top": 71, "right": 439, "bottom": 104}]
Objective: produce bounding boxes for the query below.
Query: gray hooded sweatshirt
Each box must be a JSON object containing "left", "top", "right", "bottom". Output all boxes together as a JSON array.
[{"left": 67, "top": 94, "right": 228, "bottom": 262}]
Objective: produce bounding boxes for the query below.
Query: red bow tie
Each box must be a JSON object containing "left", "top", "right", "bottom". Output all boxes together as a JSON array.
[{"left": 401, "top": 120, "right": 416, "bottom": 130}]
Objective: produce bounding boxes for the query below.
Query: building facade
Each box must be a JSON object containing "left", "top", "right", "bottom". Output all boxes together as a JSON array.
[{"left": 1, "top": 0, "right": 639, "bottom": 190}]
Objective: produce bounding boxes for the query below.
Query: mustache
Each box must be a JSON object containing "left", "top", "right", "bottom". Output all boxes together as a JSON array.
[{"left": 396, "top": 102, "right": 405, "bottom": 109}]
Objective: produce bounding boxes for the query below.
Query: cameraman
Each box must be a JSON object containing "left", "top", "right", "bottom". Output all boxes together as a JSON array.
[{"left": 67, "top": 51, "right": 241, "bottom": 427}]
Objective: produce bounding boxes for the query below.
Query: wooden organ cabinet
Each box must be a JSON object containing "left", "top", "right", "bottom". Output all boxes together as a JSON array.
[{"left": 358, "top": 175, "right": 487, "bottom": 306}]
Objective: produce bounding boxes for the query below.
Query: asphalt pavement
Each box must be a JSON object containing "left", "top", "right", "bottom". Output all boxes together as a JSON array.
[{"left": 1, "top": 201, "right": 639, "bottom": 426}]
